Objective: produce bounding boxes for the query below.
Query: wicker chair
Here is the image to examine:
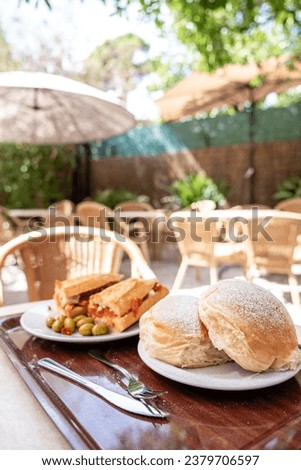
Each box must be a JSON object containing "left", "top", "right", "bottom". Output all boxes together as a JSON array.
[
  {"left": 245, "top": 211, "right": 301, "bottom": 305},
  {"left": 50, "top": 199, "right": 75, "bottom": 215},
  {"left": 75, "top": 201, "right": 113, "bottom": 231},
  {"left": 274, "top": 197, "right": 301, "bottom": 213},
  {"left": 170, "top": 211, "right": 247, "bottom": 289},
  {"left": 0, "top": 226, "right": 155, "bottom": 305},
  {"left": 114, "top": 201, "right": 156, "bottom": 262},
  {"left": 230, "top": 204, "right": 271, "bottom": 210},
  {"left": 0, "top": 205, "right": 28, "bottom": 245},
  {"left": 226, "top": 205, "right": 272, "bottom": 241},
  {"left": 114, "top": 201, "right": 154, "bottom": 212},
  {"left": 40, "top": 200, "right": 77, "bottom": 228}
]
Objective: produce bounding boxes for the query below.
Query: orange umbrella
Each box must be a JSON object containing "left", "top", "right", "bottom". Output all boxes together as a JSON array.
[
  {"left": 156, "top": 55, "right": 301, "bottom": 202},
  {"left": 156, "top": 71, "right": 227, "bottom": 121},
  {"left": 156, "top": 55, "right": 301, "bottom": 122}
]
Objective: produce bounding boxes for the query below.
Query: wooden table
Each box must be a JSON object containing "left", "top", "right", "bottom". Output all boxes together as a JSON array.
[{"left": 0, "top": 300, "right": 301, "bottom": 450}]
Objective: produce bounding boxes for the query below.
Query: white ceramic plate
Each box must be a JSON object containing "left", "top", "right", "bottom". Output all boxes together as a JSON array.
[
  {"left": 138, "top": 340, "right": 301, "bottom": 391},
  {"left": 295, "top": 324, "right": 301, "bottom": 345},
  {"left": 20, "top": 300, "right": 139, "bottom": 343}
]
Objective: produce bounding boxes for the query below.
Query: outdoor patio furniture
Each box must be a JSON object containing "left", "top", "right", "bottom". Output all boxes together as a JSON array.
[
  {"left": 75, "top": 200, "right": 113, "bottom": 231},
  {"left": 114, "top": 201, "right": 157, "bottom": 262},
  {"left": 0, "top": 226, "right": 155, "bottom": 305},
  {"left": 0, "top": 206, "right": 28, "bottom": 245},
  {"left": 274, "top": 197, "right": 301, "bottom": 213},
  {"left": 245, "top": 211, "right": 301, "bottom": 305},
  {"left": 170, "top": 210, "right": 247, "bottom": 289},
  {"left": 229, "top": 204, "right": 271, "bottom": 210},
  {"left": 226, "top": 205, "right": 272, "bottom": 242},
  {"left": 50, "top": 199, "right": 75, "bottom": 216},
  {"left": 114, "top": 201, "right": 154, "bottom": 212},
  {"left": 42, "top": 200, "right": 78, "bottom": 228}
]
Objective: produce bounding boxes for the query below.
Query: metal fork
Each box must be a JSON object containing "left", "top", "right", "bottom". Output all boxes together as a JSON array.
[
  {"left": 37, "top": 357, "right": 168, "bottom": 418},
  {"left": 88, "top": 350, "right": 167, "bottom": 400}
]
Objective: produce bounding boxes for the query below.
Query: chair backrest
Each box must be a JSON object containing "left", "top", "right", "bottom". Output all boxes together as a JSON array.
[
  {"left": 0, "top": 226, "right": 155, "bottom": 305},
  {"left": 115, "top": 201, "right": 154, "bottom": 212},
  {"left": 50, "top": 199, "right": 75, "bottom": 215},
  {"left": 274, "top": 197, "right": 301, "bottom": 213},
  {"left": 230, "top": 204, "right": 271, "bottom": 210},
  {"left": 169, "top": 211, "right": 222, "bottom": 260},
  {"left": 76, "top": 201, "right": 113, "bottom": 230},
  {"left": 0, "top": 207, "right": 14, "bottom": 244},
  {"left": 0, "top": 205, "right": 24, "bottom": 244},
  {"left": 244, "top": 211, "right": 301, "bottom": 272}
]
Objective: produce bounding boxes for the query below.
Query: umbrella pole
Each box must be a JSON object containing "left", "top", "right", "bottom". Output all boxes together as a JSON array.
[
  {"left": 71, "top": 146, "right": 83, "bottom": 203},
  {"left": 247, "top": 91, "right": 256, "bottom": 203},
  {"left": 83, "top": 143, "right": 92, "bottom": 199}
]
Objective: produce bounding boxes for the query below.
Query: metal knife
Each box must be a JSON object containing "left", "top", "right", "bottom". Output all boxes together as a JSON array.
[{"left": 37, "top": 358, "right": 168, "bottom": 418}]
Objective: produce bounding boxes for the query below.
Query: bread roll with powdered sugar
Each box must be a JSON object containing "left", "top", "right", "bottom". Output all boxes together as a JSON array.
[
  {"left": 139, "top": 294, "right": 230, "bottom": 368},
  {"left": 198, "top": 279, "right": 301, "bottom": 372}
]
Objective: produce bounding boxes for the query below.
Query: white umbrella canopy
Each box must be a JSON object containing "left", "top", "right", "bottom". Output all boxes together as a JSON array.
[
  {"left": 0, "top": 71, "right": 136, "bottom": 144},
  {"left": 156, "top": 55, "right": 301, "bottom": 121}
]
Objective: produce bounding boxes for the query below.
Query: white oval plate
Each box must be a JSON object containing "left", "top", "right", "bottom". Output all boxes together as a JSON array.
[
  {"left": 138, "top": 340, "right": 301, "bottom": 391},
  {"left": 20, "top": 300, "right": 139, "bottom": 343}
]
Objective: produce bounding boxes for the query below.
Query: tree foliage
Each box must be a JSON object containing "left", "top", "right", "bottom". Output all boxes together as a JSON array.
[
  {"left": 0, "top": 28, "right": 21, "bottom": 71},
  {"left": 22, "top": 1, "right": 301, "bottom": 68},
  {"left": 80, "top": 33, "right": 150, "bottom": 100},
  {"left": 130, "top": 0, "right": 301, "bottom": 71}
]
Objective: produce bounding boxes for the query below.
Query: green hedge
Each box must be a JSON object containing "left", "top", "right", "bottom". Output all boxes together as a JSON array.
[{"left": 0, "top": 143, "right": 77, "bottom": 208}]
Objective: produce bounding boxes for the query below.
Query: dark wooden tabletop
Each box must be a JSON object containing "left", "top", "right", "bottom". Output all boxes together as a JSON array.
[{"left": 1, "top": 314, "right": 301, "bottom": 450}]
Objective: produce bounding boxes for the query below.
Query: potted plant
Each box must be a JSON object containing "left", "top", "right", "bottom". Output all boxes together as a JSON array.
[
  {"left": 168, "top": 173, "right": 229, "bottom": 209},
  {"left": 273, "top": 176, "right": 301, "bottom": 202},
  {"left": 93, "top": 188, "right": 149, "bottom": 209}
]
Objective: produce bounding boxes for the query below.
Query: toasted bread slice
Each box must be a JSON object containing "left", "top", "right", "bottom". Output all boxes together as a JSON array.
[
  {"left": 54, "top": 273, "right": 124, "bottom": 314},
  {"left": 88, "top": 277, "right": 169, "bottom": 332}
]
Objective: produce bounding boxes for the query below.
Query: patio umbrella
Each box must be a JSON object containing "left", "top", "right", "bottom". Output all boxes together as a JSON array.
[
  {"left": 0, "top": 71, "right": 136, "bottom": 199},
  {"left": 156, "top": 55, "right": 301, "bottom": 201},
  {"left": 0, "top": 71, "right": 135, "bottom": 144},
  {"left": 156, "top": 55, "right": 301, "bottom": 121}
]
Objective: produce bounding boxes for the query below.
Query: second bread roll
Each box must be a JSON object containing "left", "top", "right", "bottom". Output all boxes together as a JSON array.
[{"left": 199, "top": 279, "right": 301, "bottom": 372}]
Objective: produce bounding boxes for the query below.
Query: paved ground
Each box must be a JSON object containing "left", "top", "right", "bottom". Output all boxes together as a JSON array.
[{"left": 2, "top": 241, "right": 301, "bottom": 317}]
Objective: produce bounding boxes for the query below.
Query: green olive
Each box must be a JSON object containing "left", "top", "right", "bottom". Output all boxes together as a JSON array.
[
  {"left": 76, "top": 317, "right": 95, "bottom": 328},
  {"left": 92, "top": 323, "right": 109, "bottom": 336},
  {"left": 70, "top": 306, "right": 86, "bottom": 317},
  {"left": 73, "top": 314, "right": 87, "bottom": 324},
  {"left": 52, "top": 318, "right": 64, "bottom": 332},
  {"left": 64, "top": 317, "right": 75, "bottom": 333},
  {"left": 78, "top": 323, "right": 94, "bottom": 336},
  {"left": 46, "top": 316, "right": 56, "bottom": 328}
]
